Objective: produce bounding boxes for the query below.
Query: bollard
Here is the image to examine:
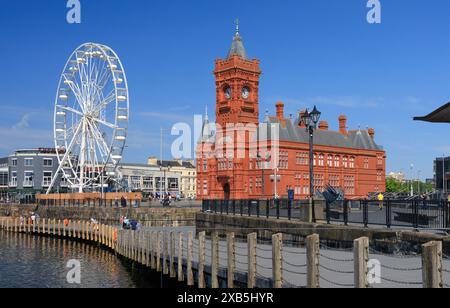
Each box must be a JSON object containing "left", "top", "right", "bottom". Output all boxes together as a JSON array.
[
  {"left": 272, "top": 233, "right": 283, "bottom": 288},
  {"left": 211, "top": 231, "right": 219, "bottom": 288},
  {"left": 198, "top": 231, "right": 206, "bottom": 288},
  {"left": 354, "top": 237, "right": 369, "bottom": 288},
  {"left": 247, "top": 232, "right": 257, "bottom": 288},
  {"left": 422, "top": 241, "right": 443, "bottom": 288},
  {"left": 227, "top": 232, "right": 235, "bottom": 288},
  {"left": 307, "top": 234, "right": 320, "bottom": 289}
]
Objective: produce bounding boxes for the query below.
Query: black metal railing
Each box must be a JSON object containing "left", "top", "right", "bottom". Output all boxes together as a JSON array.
[{"left": 202, "top": 199, "right": 450, "bottom": 230}]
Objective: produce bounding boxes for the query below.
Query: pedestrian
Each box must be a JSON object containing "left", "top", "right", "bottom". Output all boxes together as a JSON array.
[
  {"left": 378, "top": 193, "right": 384, "bottom": 210},
  {"left": 121, "top": 196, "right": 127, "bottom": 208},
  {"left": 114, "top": 196, "right": 119, "bottom": 207}
]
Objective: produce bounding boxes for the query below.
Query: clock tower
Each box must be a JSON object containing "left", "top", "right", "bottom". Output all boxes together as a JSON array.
[{"left": 214, "top": 22, "right": 262, "bottom": 128}]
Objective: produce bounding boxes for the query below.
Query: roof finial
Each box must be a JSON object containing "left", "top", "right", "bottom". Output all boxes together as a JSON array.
[
  {"left": 205, "top": 105, "right": 209, "bottom": 120},
  {"left": 235, "top": 18, "right": 239, "bottom": 36}
]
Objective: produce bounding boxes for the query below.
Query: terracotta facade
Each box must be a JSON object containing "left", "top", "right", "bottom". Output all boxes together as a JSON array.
[{"left": 196, "top": 29, "right": 386, "bottom": 200}]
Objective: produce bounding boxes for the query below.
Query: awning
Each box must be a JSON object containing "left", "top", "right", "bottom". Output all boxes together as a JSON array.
[{"left": 414, "top": 102, "right": 450, "bottom": 123}]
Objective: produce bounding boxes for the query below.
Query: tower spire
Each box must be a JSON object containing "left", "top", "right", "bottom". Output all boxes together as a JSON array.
[{"left": 235, "top": 18, "right": 239, "bottom": 36}]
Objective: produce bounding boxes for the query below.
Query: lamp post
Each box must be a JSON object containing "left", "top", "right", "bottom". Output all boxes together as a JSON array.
[
  {"left": 300, "top": 106, "right": 321, "bottom": 223},
  {"left": 257, "top": 153, "right": 271, "bottom": 200}
]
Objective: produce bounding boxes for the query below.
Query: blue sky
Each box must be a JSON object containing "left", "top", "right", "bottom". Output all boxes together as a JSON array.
[{"left": 0, "top": 0, "right": 449, "bottom": 179}]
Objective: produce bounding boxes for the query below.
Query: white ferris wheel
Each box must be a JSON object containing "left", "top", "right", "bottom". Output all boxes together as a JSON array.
[{"left": 46, "top": 43, "right": 129, "bottom": 194}]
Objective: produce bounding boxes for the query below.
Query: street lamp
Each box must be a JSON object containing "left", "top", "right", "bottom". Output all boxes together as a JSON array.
[
  {"left": 257, "top": 153, "right": 271, "bottom": 200},
  {"left": 301, "top": 106, "right": 321, "bottom": 223}
]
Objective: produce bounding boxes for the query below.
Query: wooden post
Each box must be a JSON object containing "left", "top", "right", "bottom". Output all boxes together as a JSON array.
[
  {"left": 57, "top": 220, "right": 61, "bottom": 237},
  {"left": 41, "top": 218, "right": 45, "bottom": 235},
  {"left": 53, "top": 219, "right": 56, "bottom": 236},
  {"left": 354, "top": 237, "right": 369, "bottom": 288},
  {"left": 307, "top": 234, "right": 320, "bottom": 289},
  {"left": 178, "top": 232, "right": 184, "bottom": 282},
  {"left": 151, "top": 232, "right": 156, "bottom": 270},
  {"left": 156, "top": 231, "right": 162, "bottom": 272},
  {"left": 187, "top": 231, "right": 194, "bottom": 286},
  {"left": 211, "top": 231, "right": 219, "bottom": 288},
  {"left": 170, "top": 231, "right": 176, "bottom": 278},
  {"left": 198, "top": 231, "right": 206, "bottom": 288},
  {"left": 247, "top": 232, "right": 257, "bottom": 288},
  {"left": 227, "top": 232, "right": 235, "bottom": 288},
  {"left": 422, "top": 241, "right": 443, "bottom": 288},
  {"left": 272, "top": 233, "right": 283, "bottom": 288},
  {"left": 164, "top": 232, "right": 169, "bottom": 275}
]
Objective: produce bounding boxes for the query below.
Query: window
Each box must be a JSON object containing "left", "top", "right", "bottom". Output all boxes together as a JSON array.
[
  {"left": 364, "top": 158, "right": 369, "bottom": 169},
  {"left": 278, "top": 151, "right": 289, "bottom": 169},
  {"left": 203, "top": 180, "right": 208, "bottom": 195},
  {"left": 43, "top": 172, "right": 52, "bottom": 187},
  {"left": 314, "top": 174, "right": 325, "bottom": 192},
  {"left": 334, "top": 156, "right": 340, "bottom": 168},
  {"left": 349, "top": 157, "right": 355, "bottom": 169},
  {"left": 131, "top": 176, "right": 141, "bottom": 190},
  {"left": 203, "top": 160, "right": 207, "bottom": 172},
  {"left": 0, "top": 172, "right": 8, "bottom": 186},
  {"left": 313, "top": 154, "right": 317, "bottom": 166},
  {"left": 143, "top": 177, "right": 153, "bottom": 190},
  {"left": 327, "top": 155, "right": 333, "bottom": 167},
  {"left": 329, "top": 174, "right": 340, "bottom": 188},
  {"left": 24, "top": 158, "right": 33, "bottom": 167},
  {"left": 24, "top": 171, "right": 34, "bottom": 187},
  {"left": 318, "top": 154, "right": 325, "bottom": 167},
  {"left": 10, "top": 171, "right": 17, "bottom": 187},
  {"left": 343, "top": 156, "right": 348, "bottom": 168},
  {"left": 377, "top": 170, "right": 382, "bottom": 182},
  {"left": 303, "top": 186, "right": 309, "bottom": 195},
  {"left": 344, "top": 176, "right": 355, "bottom": 195},
  {"left": 377, "top": 155, "right": 383, "bottom": 166},
  {"left": 296, "top": 152, "right": 308, "bottom": 165},
  {"left": 43, "top": 158, "right": 53, "bottom": 167},
  {"left": 10, "top": 159, "right": 17, "bottom": 167},
  {"left": 59, "top": 171, "right": 68, "bottom": 187},
  {"left": 249, "top": 178, "right": 253, "bottom": 193}
]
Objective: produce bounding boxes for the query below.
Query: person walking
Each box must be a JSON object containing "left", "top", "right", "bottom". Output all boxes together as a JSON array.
[
  {"left": 121, "top": 196, "right": 127, "bottom": 208},
  {"left": 378, "top": 193, "right": 384, "bottom": 211}
]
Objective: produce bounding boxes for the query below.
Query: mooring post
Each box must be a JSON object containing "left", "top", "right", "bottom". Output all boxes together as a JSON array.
[
  {"left": 151, "top": 231, "right": 156, "bottom": 270},
  {"left": 227, "top": 232, "right": 235, "bottom": 288},
  {"left": 307, "top": 234, "right": 320, "bottom": 288},
  {"left": 187, "top": 231, "right": 194, "bottom": 286},
  {"left": 211, "top": 231, "right": 219, "bottom": 288},
  {"left": 247, "top": 232, "right": 257, "bottom": 288},
  {"left": 422, "top": 241, "right": 443, "bottom": 288},
  {"left": 354, "top": 237, "right": 369, "bottom": 288},
  {"left": 198, "top": 231, "right": 206, "bottom": 288},
  {"left": 272, "top": 233, "right": 283, "bottom": 288}
]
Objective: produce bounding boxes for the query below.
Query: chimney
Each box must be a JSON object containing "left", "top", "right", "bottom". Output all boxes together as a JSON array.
[
  {"left": 368, "top": 128, "right": 375, "bottom": 139},
  {"left": 319, "top": 121, "right": 329, "bottom": 131},
  {"left": 299, "top": 109, "right": 306, "bottom": 128},
  {"left": 339, "top": 115, "right": 347, "bottom": 135},
  {"left": 147, "top": 157, "right": 158, "bottom": 166},
  {"left": 276, "top": 102, "right": 285, "bottom": 119}
]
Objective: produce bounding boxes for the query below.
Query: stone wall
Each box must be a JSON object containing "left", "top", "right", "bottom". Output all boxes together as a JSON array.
[
  {"left": 0, "top": 204, "right": 199, "bottom": 227},
  {"left": 196, "top": 212, "right": 450, "bottom": 254}
]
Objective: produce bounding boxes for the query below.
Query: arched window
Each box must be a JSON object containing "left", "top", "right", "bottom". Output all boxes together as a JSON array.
[
  {"left": 334, "top": 156, "right": 340, "bottom": 168},
  {"left": 318, "top": 154, "right": 325, "bottom": 166},
  {"left": 343, "top": 156, "right": 348, "bottom": 168},
  {"left": 349, "top": 157, "right": 355, "bottom": 169}
]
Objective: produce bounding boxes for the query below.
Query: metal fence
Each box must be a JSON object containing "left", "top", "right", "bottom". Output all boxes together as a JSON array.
[{"left": 202, "top": 199, "right": 450, "bottom": 230}]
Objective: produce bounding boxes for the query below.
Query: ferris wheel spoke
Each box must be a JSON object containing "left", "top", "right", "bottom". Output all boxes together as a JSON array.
[
  {"left": 87, "top": 120, "right": 108, "bottom": 166},
  {"left": 92, "top": 117, "right": 117, "bottom": 130},
  {"left": 58, "top": 105, "right": 84, "bottom": 117}
]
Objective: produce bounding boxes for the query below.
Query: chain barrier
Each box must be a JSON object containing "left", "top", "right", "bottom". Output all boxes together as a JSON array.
[
  {"left": 319, "top": 253, "right": 354, "bottom": 263},
  {"left": 381, "top": 276, "right": 422, "bottom": 286},
  {"left": 283, "top": 260, "right": 307, "bottom": 268},
  {"left": 319, "top": 264, "right": 353, "bottom": 274},
  {"left": 319, "top": 275, "right": 354, "bottom": 288}
]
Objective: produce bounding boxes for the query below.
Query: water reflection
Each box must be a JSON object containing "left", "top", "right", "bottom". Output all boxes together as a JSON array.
[{"left": 0, "top": 231, "right": 155, "bottom": 288}]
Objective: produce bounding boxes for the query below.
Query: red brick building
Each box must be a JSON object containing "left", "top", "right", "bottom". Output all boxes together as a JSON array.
[{"left": 196, "top": 26, "right": 386, "bottom": 200}]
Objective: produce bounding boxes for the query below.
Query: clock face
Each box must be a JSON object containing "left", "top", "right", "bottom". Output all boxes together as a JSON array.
[
  {"left": 224, "top": 87, "right": 231, "bottom": 99},
  {"left": 242, "top": 87, "right": 250, "bottom": 99}
]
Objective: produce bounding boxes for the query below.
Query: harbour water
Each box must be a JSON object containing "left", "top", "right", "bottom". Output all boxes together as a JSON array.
[{"left": 0, "top": 231, "right": 163, "bottom": 288}]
